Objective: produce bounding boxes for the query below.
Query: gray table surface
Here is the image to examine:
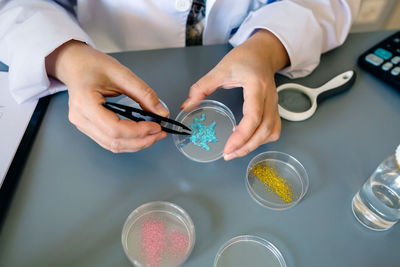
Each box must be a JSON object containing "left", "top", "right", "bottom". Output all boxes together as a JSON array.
[{"left": 1, "top": 31, "right": 400, "bottom": 267}]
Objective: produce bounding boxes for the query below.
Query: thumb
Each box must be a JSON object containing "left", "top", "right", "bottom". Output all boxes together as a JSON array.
[
  {"left": 181, "top": 69, "right": 223, "bottom": 110},
  {"left": 118, "top": 71, "right": 169, "bottom": 117}
]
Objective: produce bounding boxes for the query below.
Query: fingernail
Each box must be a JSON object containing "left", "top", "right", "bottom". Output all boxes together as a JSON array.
[
  {"left": 150, "top": 128, "right": 161, "bottom": 135},
  {"left": 181, "top": 101, "right": 191, "bottom": 111},
  {"left": 157, "top": 132, "right": 167, "bottom": 141},
  {"left": 156, "top": 102, "right": 169, "bottom": 117},
  {"left": 232, "top": 126, "right": 236, "bottom": 132},
  {"left": 224, "top": 153, "right": 236, "bottom": 161}
]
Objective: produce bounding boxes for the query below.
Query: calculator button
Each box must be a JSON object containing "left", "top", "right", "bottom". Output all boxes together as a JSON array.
[
  {"left": 394, "top": 38, "right": 400, "bottom": 43},
  {"left": 365, "top": 53, "right": 384, "bottom": 66},
  {"left": 374, "top": 48, "right": 393, "bottom": 60},
  {"left": 382, "top": 62, "right": 393, "bottom": 71},
  {"left": 391, "top": 56, "right": 400, "bottom": 64},
  {"left": 391, "top": 67, "right": 400, "bottom": 76}
]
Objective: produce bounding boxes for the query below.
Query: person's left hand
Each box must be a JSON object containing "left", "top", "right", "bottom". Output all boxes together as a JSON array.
[{"left": 181, "top": 29, "right": 289, "bottom": 161}]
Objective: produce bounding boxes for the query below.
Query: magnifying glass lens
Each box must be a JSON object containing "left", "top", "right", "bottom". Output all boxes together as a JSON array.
[{"left": 278, "top": 89, "right": 311, "bottom": 113}]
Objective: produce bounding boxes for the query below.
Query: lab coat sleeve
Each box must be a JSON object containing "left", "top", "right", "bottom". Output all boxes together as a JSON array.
[
  {"left": 0, "top": 0, "right": 93, "bottom": 103},
  {"left": 229, "top": 0, "right": 360, "bottom": 78}
]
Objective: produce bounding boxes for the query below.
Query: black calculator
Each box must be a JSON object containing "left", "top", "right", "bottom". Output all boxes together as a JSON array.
[{"left": 358, "top": 31, "right": 400, "bottom": 89}]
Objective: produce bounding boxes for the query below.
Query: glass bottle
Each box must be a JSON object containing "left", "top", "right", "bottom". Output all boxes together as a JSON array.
[{"left": 352, "top": 144, "right": 400, "bottom": 231}]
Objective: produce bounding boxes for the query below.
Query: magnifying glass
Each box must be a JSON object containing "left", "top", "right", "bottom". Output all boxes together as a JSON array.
[{"left": 277, "top": 70, "right": 356, "bottom": 121}]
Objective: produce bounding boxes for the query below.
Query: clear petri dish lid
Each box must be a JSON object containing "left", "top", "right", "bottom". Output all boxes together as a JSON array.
[
  {"left": 117, "top": 96, "right": 170, "bottom": 126},
  {"left": 121, "top": 201, "right": 195, "bottom": 267},
  {"left": 172, "top": 100, "right": 236, "bottom": 163},
  {"left": 246, "top": 151, "right": 309, "bottom": 210},
  {"left": 214, "top": 235, "right": 287, "bottom": 267}
]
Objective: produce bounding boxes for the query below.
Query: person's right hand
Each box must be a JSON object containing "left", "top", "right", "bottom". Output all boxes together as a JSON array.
[{"left": 45, "top": 40, "right": 169, "bottom": 153}]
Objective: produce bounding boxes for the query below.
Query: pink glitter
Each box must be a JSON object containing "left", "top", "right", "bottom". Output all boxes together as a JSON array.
[
  {"left": 141, "top": 218, "right": 166, "bottom": 267},
  {"left": 167, "top": 230, "right": 189, "bottom": 259},
  {"left": 140, "top": 217, "right": 190, "bottom": 266}
]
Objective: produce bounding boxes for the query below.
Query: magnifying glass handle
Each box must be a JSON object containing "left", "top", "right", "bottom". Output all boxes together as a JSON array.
[
  {"left": 277, "top": 70, "right": 357, "bottom": 122},
  {"left": 316, "top": 70, "right": 357, "bottom": 102}
]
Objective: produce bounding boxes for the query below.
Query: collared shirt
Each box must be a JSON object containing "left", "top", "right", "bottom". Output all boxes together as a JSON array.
[{"left": 0, "top": 0, "right": 360, "bottom": 103}]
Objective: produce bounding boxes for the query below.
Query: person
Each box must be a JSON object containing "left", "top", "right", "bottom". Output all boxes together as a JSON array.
[{"left": 0, "top": 0, "right": 360, "bottom": 160}]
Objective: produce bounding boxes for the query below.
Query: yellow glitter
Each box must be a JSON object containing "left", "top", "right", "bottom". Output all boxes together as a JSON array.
[{"left": 251, "top": 163, "right": 294, "bottom": 203}]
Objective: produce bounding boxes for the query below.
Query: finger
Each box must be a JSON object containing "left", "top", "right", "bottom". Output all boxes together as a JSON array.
[
  {"left": 181, "top": 69, "right": 224, "bottom": 109},
  {"left": 114, "top": 68, "right": 169, "bottom": 117},
  {"left": 224, "top": 113, "right": 281, "bottom": 160},
  {"left": 77, "top": 92, "right": 163, "bottom": 139},
  {"left": 75, "top": 114, "right": 167, "bottom": 153},
  {"left": 70, "top": 109, "right": 114, "bottom": 150},
  {"left": 223, "top": 82, "right": 265, "bottom": 155},
  {"left": 107, "top": 131, "right": 168, "bottom": 153}
]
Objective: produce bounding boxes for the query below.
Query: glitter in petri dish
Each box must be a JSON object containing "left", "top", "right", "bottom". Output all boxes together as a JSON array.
[
  {"left": 167, "top": 230, "right": 189, "bottom": 259},
  {"left": 251, "top": 163, "right": 294, "bottom": 203},
  {"left": 141, "top": 218, "right": 166, "bottom": 267},
  {"left": 139, "top": 217, "right": 190, "bottom": 267},
  {"left": 189, "top": 113, "right": 218, "bottom": 151}
]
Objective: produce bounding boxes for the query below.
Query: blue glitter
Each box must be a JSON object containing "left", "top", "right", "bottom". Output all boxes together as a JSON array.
[{"left": 190, "top": 113, "right": 218, "bottom": 151}]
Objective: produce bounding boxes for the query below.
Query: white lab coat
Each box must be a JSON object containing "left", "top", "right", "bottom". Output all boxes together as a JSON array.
[{"left": 0, "top": 0, "right": 360, "bottom": 103}]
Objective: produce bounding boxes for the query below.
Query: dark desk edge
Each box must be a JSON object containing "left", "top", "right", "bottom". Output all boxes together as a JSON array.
[{"left": 0, "top": 96, "right": 50, "bottom": 230}]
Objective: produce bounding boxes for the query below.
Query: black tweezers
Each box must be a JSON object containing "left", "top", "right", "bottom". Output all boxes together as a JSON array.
[{"left": 103, "top": 102, "right": 191, "bottom": 135}]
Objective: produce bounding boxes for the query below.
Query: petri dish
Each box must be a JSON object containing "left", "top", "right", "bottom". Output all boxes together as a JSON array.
[
  {"left": 172, "top": 100, "right": 236, "bottom": 163},
  {"left": 117, "top": 96, "right": 170, "bottom": 126},
  {"left": 214, "top": 235, "right": 287, "bottom": 267},
  {"left": 121, "top": 201, "right": 195, "bottom": 267},
  {"left": 246, "top": 151, "right": 309, "bottom": 210}
]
